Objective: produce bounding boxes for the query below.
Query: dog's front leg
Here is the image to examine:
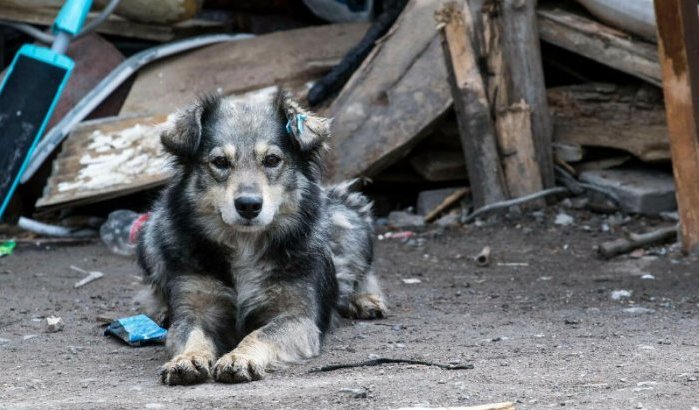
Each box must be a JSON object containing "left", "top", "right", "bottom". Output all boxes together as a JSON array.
[
  {"left": 160, "top": 276, "right": 237, "bottom": 385},
  {"left": 212, "top": 316, "right": 320, "bottom": 383}
]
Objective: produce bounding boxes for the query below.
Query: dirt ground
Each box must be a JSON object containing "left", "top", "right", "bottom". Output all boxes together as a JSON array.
[{"left": 0, "top": 208, "right": 697, "bottom": 409}]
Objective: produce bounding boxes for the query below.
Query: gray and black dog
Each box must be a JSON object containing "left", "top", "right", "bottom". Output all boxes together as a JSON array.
[{"left": 136, "top": 91, "right": 386, "bottom": 385}]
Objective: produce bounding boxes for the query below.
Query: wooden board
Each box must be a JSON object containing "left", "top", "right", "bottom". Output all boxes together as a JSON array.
[
  {"left": 548, "top": 83, "right": 670, "bottom": 162},
  {"left": 120, "top": 23, "right": 370, "bottom": 115},
  {"left": 538, "top": 7, "right": 662, "bottom": 87},
  {"left": 326, "top": 0, "right": 453, "bottom": 182},
  {"left": 654, "top": 0, "right": 699, "bottom": 253},
  {"left": 36, "top": 114, "right": 171, "bottom": 209},
  {"left": 0, "top": 6, "right": 222, "bottom": 42},
  {"left": 436, "top": 1, "right": 507, "bottom": 207}
]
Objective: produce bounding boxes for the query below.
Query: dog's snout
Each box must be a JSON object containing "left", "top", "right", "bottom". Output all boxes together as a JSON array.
[{"left": 235, "top": 196, "right": 263, "bottom": 219}]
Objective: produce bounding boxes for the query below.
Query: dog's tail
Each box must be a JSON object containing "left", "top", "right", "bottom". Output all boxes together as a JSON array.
[{"left": 326, "top": 179, "right": 373, "bottom": 224}]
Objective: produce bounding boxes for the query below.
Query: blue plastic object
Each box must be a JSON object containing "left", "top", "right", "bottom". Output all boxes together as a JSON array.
[
  {"left": 0, "top": 45, "right": 74, "bottom": 219},
  {"left": 104, "top": 314, "right": 167, "bottom": 346},
  {"left": 53, "top": 0, "right": 93, "bottom": 35}
]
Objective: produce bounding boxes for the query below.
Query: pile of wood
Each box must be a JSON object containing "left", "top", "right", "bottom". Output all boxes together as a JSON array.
[{"left": 19, "top": 0, "right": 680, "bottom": 225}]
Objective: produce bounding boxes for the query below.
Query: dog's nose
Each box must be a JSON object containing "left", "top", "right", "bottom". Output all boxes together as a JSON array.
[{"left": 234, "top": 196, "right": 263, "bottom": 220}]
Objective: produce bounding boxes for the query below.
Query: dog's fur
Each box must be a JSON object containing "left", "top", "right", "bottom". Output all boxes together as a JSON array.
[{"left": 136, "top": 91, "right": 386, "bottom": 385}]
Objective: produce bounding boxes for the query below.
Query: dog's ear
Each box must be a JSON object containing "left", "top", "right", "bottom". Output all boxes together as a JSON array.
[
  {"left": 161, "top": 95, "right": 220, "bottom": 159},
  {"left": 276, "top": 90, "right": 330, "bottom": 152}
]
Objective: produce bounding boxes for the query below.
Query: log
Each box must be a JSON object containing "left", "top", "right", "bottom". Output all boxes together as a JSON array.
[
  {"left": 654, "top": 0, "right": 699, "bottom": 254},
  {"left": 495, "top": 101, "right": 543, "bottom": 202},
  {"left": 598, "top": 224, "right": 677, "bottom": 259},
  {"left": 326, "top": 0, "right": 453, "bottom": 182},
  {"left": 436, "top": 1, "right": 508, "bottom": 208},
  {"left": 548, "top": 83, "right": 670, "bottom": 162},
  {"left": 500, "top": 0, "right": 554, "bottom": 188},
  {"left": 538, "top": 7, "right": 661, "bottom": 86},
  {"left": 120, "top": 23, "right": 370, "bottom": 115},
  {"left": 424, "top": 187, "right": 470, "bottom": 222}
]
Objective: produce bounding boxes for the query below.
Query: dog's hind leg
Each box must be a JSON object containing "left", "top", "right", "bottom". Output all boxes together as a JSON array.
[
  {"left": 346, "top": 269, "right": 387, "bottom": 320},
  {"left": 212, "top": 316, "right": 321, "bottom": 383},
  {"left": 160, "top": 276, "right": 237, "bottom": 385}
]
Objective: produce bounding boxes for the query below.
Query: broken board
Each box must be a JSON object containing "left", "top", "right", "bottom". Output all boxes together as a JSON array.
[
  {"left": 549, "top": 83, "right": 670, "bottom": 162},
  {"left": 326, "top": 0, "right": 453, "bottom": 182},
  {"left": 120, "top": 23, "right": 370, "bottom": 115},
  {"left": 538, "top": 7, "right": 661, "bottom": 87}
]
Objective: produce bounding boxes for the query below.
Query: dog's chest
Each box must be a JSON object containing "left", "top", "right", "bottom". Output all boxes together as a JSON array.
[{"left": 228, "top": 242, "right": 275, "bottom": 313}]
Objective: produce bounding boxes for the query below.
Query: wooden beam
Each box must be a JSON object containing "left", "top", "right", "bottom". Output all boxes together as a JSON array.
[
  {"left": 500, "top": 0, "right": 554, "bottom": 189},
  {"left": 436, "top": 1, "right": 508, "bottom": 207},
  {"left": 326, "top": 0, "right": 452, "bottom": 182},
  {"left": 538, "top": 8, "right": 662, "bottom": 86},
  {"left": 654, "top": 0, "right": 699, "bottom": 253}
]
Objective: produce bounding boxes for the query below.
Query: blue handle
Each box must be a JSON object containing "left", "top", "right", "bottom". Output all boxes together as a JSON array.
[{"left": 53, "top": 0, "right": 93, "bottom": 35}]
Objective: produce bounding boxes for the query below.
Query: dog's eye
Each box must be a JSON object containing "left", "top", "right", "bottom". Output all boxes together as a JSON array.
[
  {"left": 211, "top": 156, "right": 229, "bottom": 169},
  {"left": 263, "top": 154, "right": 282, "bottom": 168}
]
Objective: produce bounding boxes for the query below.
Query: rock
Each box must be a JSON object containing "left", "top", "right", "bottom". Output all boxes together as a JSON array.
[
  {"left": 417, "top": 188, "right": 462, "bottom": 215},
  {"left": 611, "top": 289, "right": 632, "bottom": 300},
  {"left": 579, "top": 168, "right": 676, "bottom": 215},
  {"left": 387, "top": 211, "right": 425, "bottom": 228},
  {"left": 45, "top": 316, "right": 64, "bottom": 333},
  {"left": 555, "top": 212, "right": 574, "bottom": 226},
  {"left": 434, "top": 213, "right": 461, "bottom": 227}
]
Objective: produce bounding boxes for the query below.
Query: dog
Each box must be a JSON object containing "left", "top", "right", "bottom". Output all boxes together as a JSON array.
[{"left": 136, "top": 91, "right": 387, "bottom": 385}]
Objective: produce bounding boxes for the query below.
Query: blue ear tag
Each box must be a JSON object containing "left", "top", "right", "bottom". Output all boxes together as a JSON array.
[{"left": 286, "top": 114, "right": 308, "bottom": 135}]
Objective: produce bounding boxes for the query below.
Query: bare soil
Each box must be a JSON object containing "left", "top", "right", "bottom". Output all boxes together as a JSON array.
[{"left": 1, "top": 208, "right": 698, "bottom": 409}]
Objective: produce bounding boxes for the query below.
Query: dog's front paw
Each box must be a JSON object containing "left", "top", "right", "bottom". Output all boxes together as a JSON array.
[
  {"left": 159, "top": 352, "right": 212, "bottom": 385},
  {"left": 350, "top": 293, "right": 387, "bottom": 319},
  {"left": 212, "top": 352, "right": 266, "bottom": 383}
]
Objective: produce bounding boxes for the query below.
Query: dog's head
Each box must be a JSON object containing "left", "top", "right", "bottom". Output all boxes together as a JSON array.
[{"left": 161, "top": 91, "right": 329, "bottom": 233}]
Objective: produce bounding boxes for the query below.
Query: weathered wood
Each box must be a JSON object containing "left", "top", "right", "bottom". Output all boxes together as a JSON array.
[
  {"left": 598, "top": 224, "right": 678, "bottom": 259},
  {"left": 0, "top": 6, "right": 222, "bottom": 42},
  {"left": 654, "top": 0, "right": 699, "bottom": 254},
  {"left": 409, "top": 149, "right": 468, "bottom": 182},
  {"left": 121, "top": 23, "right": 369, "bottom": 115},
  {"left": 500, "top": 0, "right": 554, "bottom": 188},
  {"left": 436, "top": 1, "right": 508, "bottom": 207},
  {"left": 495, "top": 101, "right": 543, "bottom": 201},
  {"left": 424, "top": 187, "right": 470, "bottom": 222},
  {"left": 326, "top": 0, "right": 452, "bottom": 182},
  {"left": 538, "top": 7, "right": 661, "bottom": 86},
  {"left": 548, "top": 83, "right": 670, "bottom": 162}
]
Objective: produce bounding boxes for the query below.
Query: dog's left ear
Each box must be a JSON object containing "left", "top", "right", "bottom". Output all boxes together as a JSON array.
[{"left": 277, "top": 90, "right": 330, "bottom": 152}]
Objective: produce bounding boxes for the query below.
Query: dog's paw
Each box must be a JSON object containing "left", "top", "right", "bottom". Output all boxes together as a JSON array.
[
  {"left": 349, "top": 293, "right": 387, "bottom": 320},
  {"left": 159, "top": 352, "right": 212, "bottom": 385},
  {"left": 212, "top": 352, "right": 266, "bottom": 383}
]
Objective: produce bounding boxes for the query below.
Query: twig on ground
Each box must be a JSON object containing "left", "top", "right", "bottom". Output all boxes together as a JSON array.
[
  {"left": 310, "top": 358, "right": 474, "bottom": 372},
  {"left": 598, "top": 224, "right": 678, "bottom": 259}
]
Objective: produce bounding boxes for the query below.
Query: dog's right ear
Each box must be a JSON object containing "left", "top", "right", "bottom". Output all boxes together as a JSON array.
[{"left": 161, "top": 95, "right": 220, "bottom": 159}]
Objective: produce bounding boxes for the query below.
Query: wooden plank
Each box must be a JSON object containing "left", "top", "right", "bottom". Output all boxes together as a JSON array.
[
  {"left": 0, "top": 6, "right": 222, "bottom": 42},
  {"left": 495, "top": 101, "right": 543, "bottom": 202},
  {"left": 326, "top": 0, "right": 452, "bottom": 182},
  {"left": 121, "top": 23, "right": 369, "bottom": 115},
  {"left": 500, "top": 0, "right": 554, "bottom": 188},
  {"left": 654, "top": 0, "right": 699, "bottom": 254},
  {"left": 436, "top": 1, "right": 508, "bottom": 207},
  {"left": 537, "top": 8, "right": 662, "bottom": 86},
  {"left": 548, "top": 83, "right": 670, "bottom": 162}
]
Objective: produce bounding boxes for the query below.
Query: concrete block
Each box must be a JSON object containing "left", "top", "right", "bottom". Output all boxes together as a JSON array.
[
  {"left": 579, "top": 168, "right": 676, "bottom": 215},
  {"left": 417, "top": 188, "right": 461, "bottom": 216}
]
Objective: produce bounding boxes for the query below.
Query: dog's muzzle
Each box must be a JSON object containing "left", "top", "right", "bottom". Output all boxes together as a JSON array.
[{"left": 234, "top": 195, "right": 263, "bottom": 220}]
